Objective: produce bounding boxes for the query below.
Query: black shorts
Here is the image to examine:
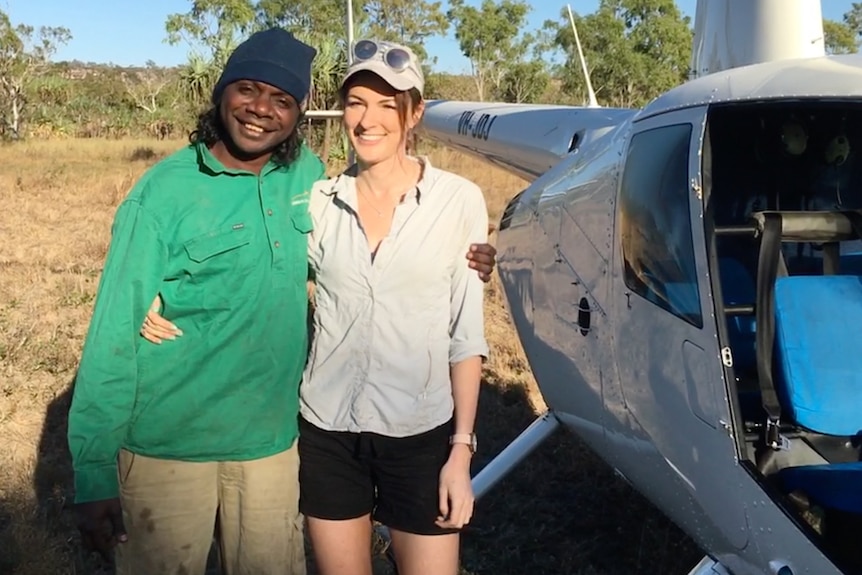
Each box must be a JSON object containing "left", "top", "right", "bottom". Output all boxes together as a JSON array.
[{"left": 297, "top": 416, "right": 459, "bottom": 535}]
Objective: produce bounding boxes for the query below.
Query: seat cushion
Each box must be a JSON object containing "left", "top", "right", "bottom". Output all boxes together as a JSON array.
[
  {"left": 780, "top": 461, "right": 862, "bottom": 513},
  {"left": 774, "top": 275, "right": 862, "bottom": 436}
]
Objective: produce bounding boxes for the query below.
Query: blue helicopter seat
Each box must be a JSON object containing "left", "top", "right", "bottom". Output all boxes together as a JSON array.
[
  {"left": 773, "top": 274, "right": 862, "bottom": 435},
  {"left": 773, "top": 274, "right": 862, "bottom": 513},
  {"left": 780, "top": 462, "right": 862, "bottom": 513},
  {"left": 718, "top": 252, "right": 862, "bottom": 378}
]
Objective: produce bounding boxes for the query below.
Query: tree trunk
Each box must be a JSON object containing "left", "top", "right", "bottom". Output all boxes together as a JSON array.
[
  {"left": 473, "top": 74, "right": 485, "bottom": 102},
  {"left": 10, "top": 90, "right": 21, "bottom": 140}
]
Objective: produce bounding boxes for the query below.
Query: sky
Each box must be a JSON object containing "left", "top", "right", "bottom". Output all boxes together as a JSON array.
[{"left": 0, "top": 0, "right": 857, "bottom": 74}]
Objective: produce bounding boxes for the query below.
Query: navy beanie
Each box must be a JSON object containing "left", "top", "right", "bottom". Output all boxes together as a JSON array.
[{"left": 212, "top": 28, "right": 317, "bottom": 105}]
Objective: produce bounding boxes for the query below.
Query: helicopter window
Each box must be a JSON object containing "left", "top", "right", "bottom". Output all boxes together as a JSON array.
[{"left": 619, "top": 122, "right": 702, "bottom": 328}]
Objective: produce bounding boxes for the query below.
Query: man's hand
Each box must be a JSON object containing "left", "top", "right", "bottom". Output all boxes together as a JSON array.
[
  {"left": 75, "top": 497, "right": 127, "bottom": 560},
  {"left": 466, "top": 243, "right": 497, "bottom": 283}
]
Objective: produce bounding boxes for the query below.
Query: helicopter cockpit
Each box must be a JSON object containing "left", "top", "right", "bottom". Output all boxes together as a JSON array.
[{"left": 707, "top": 101, "right": 862, "bottom": 571}]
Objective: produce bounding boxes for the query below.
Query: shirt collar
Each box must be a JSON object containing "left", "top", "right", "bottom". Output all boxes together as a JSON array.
[
  {"left": 323, "top": 156, "right": 435, "bottom": 205},
  {"left": 195, "top": 141, "right": 282, "bottom": 176}
]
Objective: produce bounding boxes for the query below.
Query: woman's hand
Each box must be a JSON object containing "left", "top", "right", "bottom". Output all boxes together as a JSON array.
[
  {"left": 435, "top": 445, "right": 474, "bottom": 530},
  {"left": 140, "top": 295, "right": 182, "bottom": 344}
]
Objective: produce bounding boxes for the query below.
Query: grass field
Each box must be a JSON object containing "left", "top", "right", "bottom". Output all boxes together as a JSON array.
[{"left": 0, "top": 137, "right": 701, "bottom": 574}]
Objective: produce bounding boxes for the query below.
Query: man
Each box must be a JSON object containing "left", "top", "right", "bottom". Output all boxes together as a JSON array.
[{"left": 67, "top": 28, "right": 496, "bottom": 575}]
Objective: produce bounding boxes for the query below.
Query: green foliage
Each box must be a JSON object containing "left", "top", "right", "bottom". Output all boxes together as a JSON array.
[
  {"left": 359, "top": 0, "right": 449, "bottom": 63},
  {"left": 179, "top": 51, "right": 220, "bottom": 107},
  {"left": 447, "top": 0, "right": 542, "bottom": 101},
  {"left": 500, "top": 59, "right": 549, "bottom": 103},
  {"left": 10, "top": 0, "right": 862, "bottom": 148},
  {"left": 24, "top": 65, "right": 194, "bottom": 139},
  {"left": 164, "top": 0, "right": 451, "bottom": 110},
  {"left": 0, "top": 9, "right": 70, "bottom": 139},
  {"left": 544, "top": 0, "right": 692, "bottom": 108},
  {"left": 165, "top": 0, "right": 257, "bottom": 108},
  {"left": 256, "top": 0, "right": 354, "bottom": 37},
  {"left": 825, "top": 18, "right": 859, "bottom": 54},
  {"left": 0, "top": 1, "right": 708, "bottom": 142},
  {"left": 164, "top": 0, "right": 255, "bottom": 66},
  {"left": 822, "top": 3, "right": 862, "bottom": 56},
  {"left": 843, "top": 2, "right": 862, "bottom": 38},
  {"left": 424, "top": 73, "right": 478, "bottom": 101}
]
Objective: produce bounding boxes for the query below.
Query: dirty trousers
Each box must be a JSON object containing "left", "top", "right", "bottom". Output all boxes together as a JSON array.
[{"left": 114, "top": 443, "right": 305, "bottom": 575}]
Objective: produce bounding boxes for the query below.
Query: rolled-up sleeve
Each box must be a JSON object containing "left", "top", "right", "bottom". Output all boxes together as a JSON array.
[
  {"left": 67, "top": 198, "right": 167, "bottom": 503},
  {"left": 449, "top": 184, "right": 490, "bottom": 364}
]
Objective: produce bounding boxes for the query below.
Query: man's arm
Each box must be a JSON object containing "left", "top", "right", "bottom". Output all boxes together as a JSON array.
[{"left": 68, "top": 198, "right": 167, "bottom": 503}]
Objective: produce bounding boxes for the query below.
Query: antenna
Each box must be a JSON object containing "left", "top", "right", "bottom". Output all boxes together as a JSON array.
[
  {"left": 347, "top": 0, "right": 355, "bottom": 64},
  {"left": 346, "top": 0, "right": 355, "bottom": 164},
  {"left": 566, "top": 4, "right": 599, "bottom": 108}
]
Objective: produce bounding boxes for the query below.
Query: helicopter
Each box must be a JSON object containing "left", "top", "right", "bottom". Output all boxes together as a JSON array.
[{"left": 414, "top": 0, "right": 862, "bottom": 573}]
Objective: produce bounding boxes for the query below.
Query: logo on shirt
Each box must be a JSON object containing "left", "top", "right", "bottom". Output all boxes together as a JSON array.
[{"left": 292, "top": 190, "right": 310, "bottom": 207}]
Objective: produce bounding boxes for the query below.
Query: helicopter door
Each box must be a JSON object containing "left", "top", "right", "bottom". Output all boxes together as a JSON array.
[{"left": 609, "top": 106, "right": 749, "bottom": 550}]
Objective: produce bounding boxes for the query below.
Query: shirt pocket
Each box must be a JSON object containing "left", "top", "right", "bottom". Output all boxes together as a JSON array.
[
  {"left": 183, "top": 225, "right": 254, "bottom": 286},
  {"left": 290, "top": 210, "right": 314, "bottom": 234},
  {"left": 279, "top": 207, "right": 314, "bottom": 282}
]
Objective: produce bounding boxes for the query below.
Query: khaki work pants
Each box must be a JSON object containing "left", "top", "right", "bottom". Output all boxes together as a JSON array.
[{"left": 114, "top": 444, "right": 305, "bottom": 575}]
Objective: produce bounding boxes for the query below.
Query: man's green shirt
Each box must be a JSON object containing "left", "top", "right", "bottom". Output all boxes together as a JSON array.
[{"left": 68, "top": 141, "right": 325, "bottom": 503}]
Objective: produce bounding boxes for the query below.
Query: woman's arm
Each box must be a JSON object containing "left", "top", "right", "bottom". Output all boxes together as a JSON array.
[
  {"left": 436, "top": 183, "right": 490, "bottom": 530},
  {"left": 450, "top": 357, "right": 482, "bottom": 439}
]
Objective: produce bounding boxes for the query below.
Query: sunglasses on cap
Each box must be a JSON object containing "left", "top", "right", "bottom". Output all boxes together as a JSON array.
[{"left": 352, "top": 39, "right": 412, "bottom": 72}]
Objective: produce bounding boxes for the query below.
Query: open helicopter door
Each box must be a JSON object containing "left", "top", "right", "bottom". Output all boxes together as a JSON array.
[{"left": 608, "top": 105, "right": 751, "bottom": 553}]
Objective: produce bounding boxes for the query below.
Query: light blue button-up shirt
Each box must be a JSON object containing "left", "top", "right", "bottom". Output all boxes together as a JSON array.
[{"left": 299, "top": 157, "right": 490, "bottom": 437}]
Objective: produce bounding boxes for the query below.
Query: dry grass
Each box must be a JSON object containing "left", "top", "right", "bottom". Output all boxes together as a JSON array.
[{"left": 0, "top": 138, "right": 700, "bottom": 574}]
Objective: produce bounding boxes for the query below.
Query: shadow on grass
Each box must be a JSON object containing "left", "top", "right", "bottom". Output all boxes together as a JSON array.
[
  {"left": 2, "top": 373, "right": 700, "bottom": 575},
  {"left": 0, "top": 376, "right": 105, "bottom": 575},
  {"left": 458, "top": 380, "right": 703, "bottom": 575}
]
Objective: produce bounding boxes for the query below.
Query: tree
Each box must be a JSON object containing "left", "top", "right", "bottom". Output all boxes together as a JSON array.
[
  {"left": 447, "top": 0, "right": 539, "bottom": 101},
  {"left": 178, "top": 52, "right": 218, "bottom": 107},
  {"left": 296, "top": 34, "right": 347, "bottom": 163},
  {"left": 833, "top": 3, "right": 862, "bottom": 54},
  {"left": 823, "top": 19, "right": 857, "bottom": 54},
  {"left": 121, "top": 61, "right": 176, "bottom": 114},
  {"left": 0, "top": 10, "right": 70, "bottom": 139},
  {"left": 544, "top": 0, "right": 692, "bottom": 108},
  {"left": 254, "top": 0, "right": 350, "bottom": 112},
  {"left": 843, "top": 2, "right": 862, "bottom": 39},
  {"left": 256, "top": 0, "right": 358, "bottom": 40},
  {"left": 165, "top": 0, "right": 256, "bottom": 106},
  {"left": 165, "top": 0, "right": 256, "bottom": 66},
  {"left": 500, "top": 57, "right": 549, "bottom": 103},
  {"left": 359, "top": 0, "right": 449, "bottom": 63}
]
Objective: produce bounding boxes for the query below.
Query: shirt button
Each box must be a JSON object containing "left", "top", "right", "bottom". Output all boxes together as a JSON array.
[
  {"left": 274, "top": 241, "right": 280, "bottom": 248},
  {"left": 267, "top": 209, "right": 273, "bottom": 216}
]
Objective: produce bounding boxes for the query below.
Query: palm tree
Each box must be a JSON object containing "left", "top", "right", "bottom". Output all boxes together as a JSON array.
[{"left": 295, "top": 32, "right": 348, "bottom": 163}]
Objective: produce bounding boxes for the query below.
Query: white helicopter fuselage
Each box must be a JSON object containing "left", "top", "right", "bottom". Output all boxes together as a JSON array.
[{"left": 422, "top": 1, "right": 862, "bottom": 573}]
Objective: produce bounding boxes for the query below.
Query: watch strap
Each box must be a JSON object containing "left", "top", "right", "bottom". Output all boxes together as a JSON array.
[{"left": 450, "top": 433, "right": 477, "bottom": 453}]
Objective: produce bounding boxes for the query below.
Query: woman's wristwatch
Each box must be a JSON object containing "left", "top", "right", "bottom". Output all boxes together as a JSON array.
[{"left": 449, "top": 432, "right": 477, "bottom": 454}]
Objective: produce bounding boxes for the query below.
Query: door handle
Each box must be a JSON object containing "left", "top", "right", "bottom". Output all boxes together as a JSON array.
[{"left": 577, "top": 297, "right": 591, "bottom": 336}]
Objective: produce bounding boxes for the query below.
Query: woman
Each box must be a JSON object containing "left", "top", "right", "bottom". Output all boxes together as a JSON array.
[
  {"left": 143, "top": 39, "right": 489, "bottom": 575},
  {"left": 298, "top": 38, "right": 487, "bottom": 575}
]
